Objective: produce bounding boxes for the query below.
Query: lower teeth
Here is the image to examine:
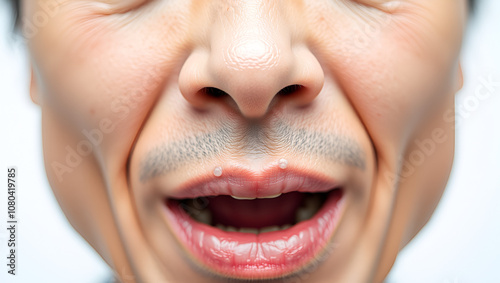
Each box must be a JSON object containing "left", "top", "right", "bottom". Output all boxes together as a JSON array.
[
  {"left": 295, "top": 193, "right": 322, "bottom": 222},
  {"left": 183, "top": 192, "right": 325, "bottom": 233},
  {"left": 215, "top": 224, "right": 292, "bottom": 234}
]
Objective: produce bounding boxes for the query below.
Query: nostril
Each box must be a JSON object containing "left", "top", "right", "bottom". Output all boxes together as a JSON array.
[
  {"left": 203, "top": 87, "right": 228, "bottom": 98},
  {"left": 277, "top": 84, "right": 303, "bottom": 96}
]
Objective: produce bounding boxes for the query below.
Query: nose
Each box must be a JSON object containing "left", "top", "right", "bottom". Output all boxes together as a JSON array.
[{"left": 178, "top": 2, "right": 324, "bottom": 119}]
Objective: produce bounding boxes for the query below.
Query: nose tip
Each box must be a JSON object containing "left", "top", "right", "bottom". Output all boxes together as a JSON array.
[{"left": 178, "top": 8, "right": 324, "bottom": 119}]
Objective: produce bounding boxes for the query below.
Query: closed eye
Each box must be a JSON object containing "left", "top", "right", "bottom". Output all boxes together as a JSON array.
[
  {"left": 95, "top": 0, "right": 152, "bottom": 14},
  {"left": 351, "top": 0, "right": 402, "bottom": 13}
]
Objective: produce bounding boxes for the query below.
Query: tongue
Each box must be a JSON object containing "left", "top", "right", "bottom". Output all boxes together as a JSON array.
[{"left": 207, "top": 192, "right": 305, "bottom": 228}]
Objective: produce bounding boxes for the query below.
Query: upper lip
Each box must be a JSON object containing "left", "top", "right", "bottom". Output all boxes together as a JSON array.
[{"left": 167, "top": 163, "right": 339, "bottom": 199}]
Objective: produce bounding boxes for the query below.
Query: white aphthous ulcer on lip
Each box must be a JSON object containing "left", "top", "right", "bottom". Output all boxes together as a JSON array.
[
  {"left": 213, "top": 166, "right": 223, "bottom": 177},
  {"left": 279, "top": 158, "right": 288, "bottom": 169}
]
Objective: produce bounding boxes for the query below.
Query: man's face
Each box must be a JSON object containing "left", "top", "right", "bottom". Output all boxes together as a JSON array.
[{"left": 25, "top": 0, "right": 466, "bottom": 282}]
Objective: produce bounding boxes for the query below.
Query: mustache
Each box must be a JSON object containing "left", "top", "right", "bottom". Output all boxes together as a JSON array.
[{"left": 138, "top": 121, "right": 366, "bottom": 183}]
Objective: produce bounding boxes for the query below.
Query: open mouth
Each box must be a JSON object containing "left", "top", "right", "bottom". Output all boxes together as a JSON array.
[
  {"left": 179, "top": 191, "right": 329, "bottom": 232},
  {"left": 162, "top": 168, "right": 345, "bottom": 279}
]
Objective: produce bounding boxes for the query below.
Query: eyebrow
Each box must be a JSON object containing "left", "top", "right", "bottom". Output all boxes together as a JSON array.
[
  {"left": 139, "top": 121, "right": 366, "bottom": 183},
  {"left": 8, "top": 0, "right": 477, "bottom": 32}
]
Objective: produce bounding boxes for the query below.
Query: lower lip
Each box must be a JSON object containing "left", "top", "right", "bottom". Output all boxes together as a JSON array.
[{"left": 163, "top": 189, "right": 344, "bottom": 279}]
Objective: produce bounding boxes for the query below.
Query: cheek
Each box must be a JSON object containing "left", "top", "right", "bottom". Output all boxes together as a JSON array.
[
  {"left": 30, "top": 3, "right": 193, "bottom": 151},
  {"left": 307, "top": 2, "right": 463, "bottom": 159},
  {"left": 36, "top": 50, "right": 163, "bottom": 155},
  {"left": 340, "top": 41, "right": 455, "bottom": 142}
]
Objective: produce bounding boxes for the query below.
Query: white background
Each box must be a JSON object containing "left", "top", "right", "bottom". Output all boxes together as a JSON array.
[{"left": 0, "top": 1, "right": 499, "bottom": 282}]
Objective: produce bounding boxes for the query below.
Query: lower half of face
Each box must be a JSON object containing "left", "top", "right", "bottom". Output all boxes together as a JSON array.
[{"left": 27, "top": 0, "right": 466, "bottom": 282}]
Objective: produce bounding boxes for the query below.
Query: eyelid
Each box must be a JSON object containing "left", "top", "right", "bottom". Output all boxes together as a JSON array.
[
  {"left": 94, "top": 0, "right": 150, "bottom": 14},
  {"left": 352, "top": 0, "right": 402, "bottom": 13}
]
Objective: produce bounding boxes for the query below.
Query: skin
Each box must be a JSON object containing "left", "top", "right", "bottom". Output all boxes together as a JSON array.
[{"left": 23, "top": 0, "right": 467, "bottom": 282}]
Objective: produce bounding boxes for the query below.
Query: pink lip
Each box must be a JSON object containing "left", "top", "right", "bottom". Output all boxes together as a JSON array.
[
  {"left": 162, "top": 165, "right": 345, "bottom": 279},
  {"left": 167, "top": 165, "right": 339, "bottom": 199},
  {"left": 164, "top": 190, "right": 343, "bottom": 279}
]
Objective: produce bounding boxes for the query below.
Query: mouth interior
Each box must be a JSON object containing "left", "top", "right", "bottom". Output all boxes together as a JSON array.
[{"left": 173, "top": 190, "right": 334, "bottom": 234}]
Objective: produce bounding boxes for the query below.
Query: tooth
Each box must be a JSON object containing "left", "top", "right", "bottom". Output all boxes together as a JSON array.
[
  {"left": 280, "top": 224, "right": 292, "bottom": 230},
  {"left": 260, "top": 226, "right": 280, "bottom": 233},
  {"left": 215, "top": 224, "right": 226, "bottom": 231},
  {"left": 239, "top": 227, "right": 259, "bottom": 234},
  {"left": 296, "top": 207, "right": 315, "bottom": 223},
  {"left": 193, "top": 210, "right": 212, "bottom": 225},
  {"left": 258, "top": 193, "right": 282, "bottom": 199},
  {"left": 231, "top": 195, "right": 256, "bottom": 200},
  {"left": 226, "top": 226, "right": 237, "bottom": 232}
]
